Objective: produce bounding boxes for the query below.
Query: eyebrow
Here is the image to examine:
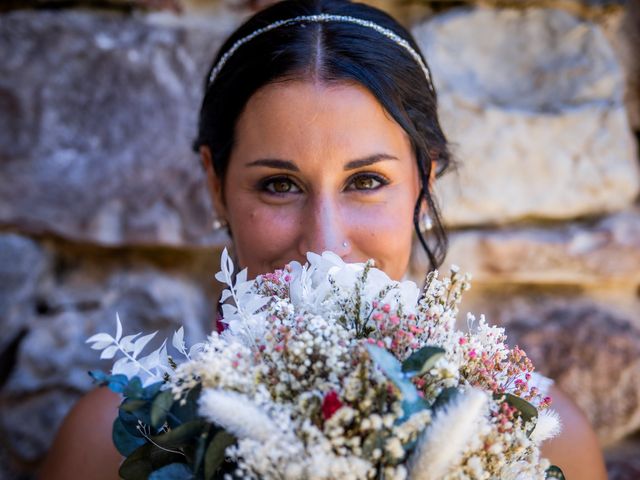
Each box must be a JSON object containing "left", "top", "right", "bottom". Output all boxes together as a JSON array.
[{"left": 246, "top": 153, "right": 398, "bottom": 171}]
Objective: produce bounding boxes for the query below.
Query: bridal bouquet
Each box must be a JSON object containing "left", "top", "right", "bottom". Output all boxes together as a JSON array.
[{"left": 88, "top": 250, "right": 564, "bottom": 480}]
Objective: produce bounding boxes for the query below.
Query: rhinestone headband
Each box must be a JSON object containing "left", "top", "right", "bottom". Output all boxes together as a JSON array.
[{"left": 207, "top": 13, "right": 434, "bottom": 92}]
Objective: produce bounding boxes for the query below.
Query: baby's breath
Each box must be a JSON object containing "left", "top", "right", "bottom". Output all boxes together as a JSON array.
[{"left": 91, "top": 249, "right": 560, "bottom": 480}]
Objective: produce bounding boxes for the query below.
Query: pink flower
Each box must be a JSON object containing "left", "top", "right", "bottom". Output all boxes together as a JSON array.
[{"left": 322, "top": 391, "right": 343, "bottom": 420}]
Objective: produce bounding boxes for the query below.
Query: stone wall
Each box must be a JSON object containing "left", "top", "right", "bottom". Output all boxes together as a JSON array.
[{"left": 0, "top": 0, "right": 638, "bottom": 478}]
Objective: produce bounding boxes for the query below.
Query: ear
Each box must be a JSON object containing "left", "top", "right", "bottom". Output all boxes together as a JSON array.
[
  {"left": 199, "top": 145, "right": 227, "bottom": 221},
  {"left": 429, "top": 161, "right": 437, "bottom": 191},
  {"left": 426, "top": 147, "right": 440, "bottom": 189}
]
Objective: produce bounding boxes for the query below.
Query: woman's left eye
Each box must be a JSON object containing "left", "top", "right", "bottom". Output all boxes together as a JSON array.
[{"left": 346, "top": 174, "right": 388, "bottom": 191}]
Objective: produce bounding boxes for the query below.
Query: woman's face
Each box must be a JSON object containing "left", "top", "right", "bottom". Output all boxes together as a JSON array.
[{"left": 202, "top": 79, "right": 426, "bottom": 280}]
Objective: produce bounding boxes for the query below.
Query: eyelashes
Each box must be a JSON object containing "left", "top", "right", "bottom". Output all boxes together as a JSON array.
[
  {"left": 258, "top": 173, "right": 390, "bottom": 196},
  {"left": 260, "top": 176, "right": 301, "bottom": 194}
]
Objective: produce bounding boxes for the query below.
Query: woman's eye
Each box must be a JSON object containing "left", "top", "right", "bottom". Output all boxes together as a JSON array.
[
  {"left": 262, "top": 177, "right": 300, "bottom": 194},
  {"left": 347, "top": 174, "right": 387, "bottom": 191}
]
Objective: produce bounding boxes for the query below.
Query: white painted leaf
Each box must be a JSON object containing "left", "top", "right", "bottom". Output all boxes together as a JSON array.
[
  {"left": 138, "top": 350, "right": 159, "bottom": 372},
  {"left": 142, "top": 375, "right": 163, "bottom": 388},
  {"left": 120, "top": 333, "right": 141, "bottom": 351},
  {"left": 100, "top": 345, "right": 119, "bottom": 359},
  {"left": 215, "top": 248, "right": 234, "bottom": 287},
  {"left": 220, "top": 289, "right": 232, "bottom": 302},
  {"left": 222, "top": 248, "right": 234, "bottom": 279},
  {"left": 88, "top": 339, "right": 114, "bottom": 350},
  {"left": 112, "top": 357, "right": 139, "bottom": 379},
  {"left": 115, "top": 313, "right": 123, "bottom": 342},
  {"left": 189, "top": 343, "right": 205, "bottom": 357},
  {"left": 86, "top": 333, "right": 113, "bottom": 345},
  {"left": 221, "top": 303, "right": 237, "bottom": 319},
  {"left": 236, "top": 268, "right": 248, "bottom": 285},
  {"left": 132, "top": 332, "right": 157, "bottom": 358},
  {"left": 245, "top": 297, "right": 269, "bottom": 314},
  {"left": 172, "top": 327, "right": 185, "bottom": 352}
]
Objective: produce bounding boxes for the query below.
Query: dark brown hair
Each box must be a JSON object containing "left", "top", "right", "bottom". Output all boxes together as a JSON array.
[{"left": 193, "top": 0, "right": 455, "bottom": 270}]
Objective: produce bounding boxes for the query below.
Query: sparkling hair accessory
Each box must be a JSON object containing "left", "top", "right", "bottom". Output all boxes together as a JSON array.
[{"left": 207, "top": 13, "right": 434, "bottom": 92}]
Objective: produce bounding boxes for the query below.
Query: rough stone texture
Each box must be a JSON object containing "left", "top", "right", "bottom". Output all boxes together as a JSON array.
[
  {"left": 0, "top": 237, "right": 220, "bottom": 469},
  {"left": 1, "top": 3, "right": 638, "bottom": 479},
  {"left": 453, "top": 288, "right": 640, "bottom": 446},
  {"left": 412, "top": 8, "right": 640, "bottom": 227},
  {"left": 412, "top": 206, "right": 640, "bottom": 285},
  {"left": 0, "top": 234, "right": 48, "bottom": 355},
  {"left": 605, "top": 435, "right": 640, "bottom": 480},
  {"left": 0, "top": 10, "right": 236, "bottom": 247},
  {"left": 614, "top": 0, "right": 640, "bottom": 130}
]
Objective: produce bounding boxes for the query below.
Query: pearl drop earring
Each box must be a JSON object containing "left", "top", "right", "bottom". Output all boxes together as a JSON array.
[
  {"left": 212, "top": 218, "right": 228, "bottom": 230},
  {"left": 342, "top": 241, "right": 349, "bottom": 248},
  {"left": 419, "top": 212, "right": 433, "bottom": 232}
]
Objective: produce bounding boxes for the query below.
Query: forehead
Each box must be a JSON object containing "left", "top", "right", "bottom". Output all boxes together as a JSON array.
[{"left": 232, "top": 79, "right": 413, "bottom": 162}]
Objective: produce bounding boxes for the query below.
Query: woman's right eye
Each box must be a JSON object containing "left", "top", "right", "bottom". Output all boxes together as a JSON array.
[{"left": 261, "top": 177, "right": 301, "bottom": 195}]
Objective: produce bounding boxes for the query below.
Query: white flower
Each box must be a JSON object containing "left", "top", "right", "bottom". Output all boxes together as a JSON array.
[{"left": 385, "top": 437, "right": 405, "bottom": 461}]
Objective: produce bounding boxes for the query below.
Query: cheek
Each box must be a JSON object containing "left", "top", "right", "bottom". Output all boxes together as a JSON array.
[
  {"left": 348, "top": 191, "right": 416, "bottom": 277},
  {"left": 227, "top": 198, "right": 302, "bottom": 274}
]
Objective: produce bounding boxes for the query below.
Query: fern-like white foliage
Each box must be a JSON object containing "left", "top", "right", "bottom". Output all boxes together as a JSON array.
[
  {"left": 216, "top": 248, "right": 269, "bottom": 349},
  {"left": 86, "top": 313, "right": 198, "bottom": 387}
]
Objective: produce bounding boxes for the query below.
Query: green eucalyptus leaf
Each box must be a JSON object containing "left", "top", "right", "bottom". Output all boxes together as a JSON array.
[
  {"left": 366, "top": 345, "right": 419, "bottom": 401},
  {"left": 399, "top": 396, "right": 430, "bottom": 423},
  {"left": 88, "top": 371, "right": 129, "bottom": 393},
  {"left": 149, "top": 462, "right": 195, "bottom": 480},
  {"left": 401, "top": 346, "right": 446, "bottom": 377},
  {"left": 113, "top": 416, "right": 146, "bottom": 457},
  {"left": 191, "top": 431, "right": 209, "bottom": 476},
  {"left": 124, "top": 377, "right": 145, "bottom": 399},
  {"left": 204, "top": 430, "right": 235, "bottom": 480},
  {"left": 118, "top": 408, "right": 144, "bottom": 438},
  {"left": 118, "top": 444, "right": 183, "bottom": 480},
  {"left": 144, "top": 381, "right": 165, "bottom": 400},
  {"left": 431, "top": 387, "right": 460, "bottom": 412},
  {"left": 546, "top": 465, "right": 566, "bottom": 479},
  {"left": 120, "top": 398, "right": 149, "bottom": 413},
  {"left": 169, "top": 384, "right": 202, "bottom": 427},
  {"left": 151, "top": 390, "right": 174, "bottom": 429},
  {"left": 152, "top": 420, "right": 206, "bottom": 449},
  {"left": 88, "top": 369, "right": 108, "bottom": 384},
  {"left": 119, "top": 397, "right": 153, "bottom": 429},
  {"left": 499, "top": 393, "right": 538, "bottom": 424}
]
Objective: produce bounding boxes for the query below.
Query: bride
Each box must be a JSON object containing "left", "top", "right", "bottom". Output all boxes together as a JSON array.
[{"left": 41, "top": 0, "right": 607, "bottom": 478}]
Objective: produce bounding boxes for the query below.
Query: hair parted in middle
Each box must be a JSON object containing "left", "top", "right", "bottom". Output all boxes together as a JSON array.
[{"left": 192, "top": 0, "right": 456, "bottom": 271}]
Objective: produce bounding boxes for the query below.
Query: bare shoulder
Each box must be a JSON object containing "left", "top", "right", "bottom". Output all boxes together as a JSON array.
[
  {"left": 541, "top": 385, "right": 608, "bottom": 480},
  {"left": 39, "top": 386, "right": 123, "bottom": 480}
]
